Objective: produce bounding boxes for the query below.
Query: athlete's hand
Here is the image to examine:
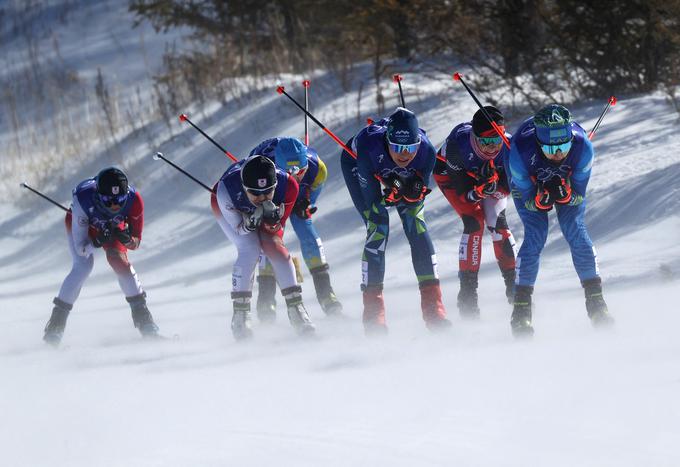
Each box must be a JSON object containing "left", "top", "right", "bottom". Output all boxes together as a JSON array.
[
  {"left": 382, "top": 175, "right": 404, "bottom": 206},
  {"left": 242, "top": 206, "right": 264, "bottom": 232},
  {"left": 401, "top": 175, "right": 431, "bottom": 204},
  {"left": 543, "top": 175, "right": 572, "bottom": 204},
  {"left": 92, "top": 227, "right": 112, "bottom": 248},
  {"left": 111, "top": 223, "right": 132, "bottom": 245},
  {"left": 261, "top": 200, "right": 284, "bottom": 230},
  {"left": 531, "top": 182, "right": 554, "bottom": 211},
  {"left": 293, "top": 197, "right": 317, "bottom": 219}
]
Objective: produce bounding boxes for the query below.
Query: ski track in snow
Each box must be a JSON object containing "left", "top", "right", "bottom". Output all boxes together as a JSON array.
[{"left": 1, "top": 3, "right": 680, "bottom": 466}]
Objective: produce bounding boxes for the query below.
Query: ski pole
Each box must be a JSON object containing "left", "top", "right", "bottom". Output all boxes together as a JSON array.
[
  {"left": 20, "top": 182, "right": 70, "bottom": 212},
  {"left": 276, "top": 85, "right": 357, "bottom": 158},
  {"left": 452, "top": 72, "right": 511, "bottom": 149},
  {"left": 302, "top": 80, "right": 310, "bottom": 146},
  {"left": 153, "top": 152, "right": 215, "bottom": 193},
  {"left": 393, "top": 74, "right": 406, "bottom": 108},
  {"left": 588, "top": 96, "right": 617, "bottom": 140},
  {"left": 178, "top": 114, "right": 238, "bottom": 162}
]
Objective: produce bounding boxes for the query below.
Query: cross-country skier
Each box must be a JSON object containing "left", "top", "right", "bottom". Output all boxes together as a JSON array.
[
  {"left": 340, "top": 107, "right": 450, "bottom": 334},
  {"left": 433, "top": 106, "right": 517, "bottom": 318},
  {"left": 43, "top": 167, "right": 160, "bottom": 346},
  {"left": 248, "top": 137, "right": 342, "bottom": 321},
  {"left": 508, "top": 104, "right": 613, "bottom": 336},
  {"left": 211, "top": 154, "right": 315, "bottom": 339}
]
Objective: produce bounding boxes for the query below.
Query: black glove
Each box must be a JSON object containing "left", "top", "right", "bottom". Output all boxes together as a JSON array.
[
  {"left": 261, "top": 200, "right": 283, "bottom": 226},
  {"left": 92, "top": 227, "right": 112, "bottom": 248},
  {"left": 543, "top": 175, "right": 572, "bottom": 204},
  {"left": 533, "top": 182, "right": 554, "bottom": 211},
  {"left": 242, "top": 206, "right": 263, "bottom": 232},
  {"left": 111, "top": 223, "right": 132, "bottom": 245},
  {"left": 401, "top": 175, "right": 431, "bottom": 204},
  {"left": 293, "top": 197, "right": 318, "bottom": 219},
  {"left": 382, "top": 175, "right": 405, "bottom": 206}
]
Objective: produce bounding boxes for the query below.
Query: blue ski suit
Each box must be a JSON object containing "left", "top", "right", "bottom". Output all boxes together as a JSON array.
[{"left": 508, "top": 118, "right": 600, "bottom": 286}]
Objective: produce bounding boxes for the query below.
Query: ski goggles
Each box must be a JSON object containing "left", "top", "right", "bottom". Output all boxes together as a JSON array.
[
  {"left": 245, "top": 185, "right": 276, "bottom": 196},
  {"left": 99, "top": 193, "right": 128, "bottom": 206},
  {"left": 539, "top": 139, "right": 572, "bottom": 156},
  {"left": 387, "top": 135, "right": 421, "bottom": 154},
  {"left": 476, "top": 135, "right": 503, "bottom": 146}
]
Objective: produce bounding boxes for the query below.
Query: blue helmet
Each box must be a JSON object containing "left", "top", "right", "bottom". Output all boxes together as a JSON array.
[
  {"left": 387, "top": 107, "right": 420, "bottom": 145},
  {"left": 534, "top": 104, "right": 573, "bottom": 145},
  {"left": 274, "top": 137, "right": 308, "bottom": 174}
]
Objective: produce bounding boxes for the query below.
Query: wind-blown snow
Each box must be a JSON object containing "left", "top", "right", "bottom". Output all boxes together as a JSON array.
[{"left": 1, "top": 3, "right": 680, "bottom": 467}]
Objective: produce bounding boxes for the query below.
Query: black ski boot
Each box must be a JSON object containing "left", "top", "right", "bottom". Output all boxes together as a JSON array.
[
  {"left": 457, "top": 271, "right": 480, "bottom": 319},
  {"left": 256, "top": 274, "right": 277, "bottom": 323},
  {"left": 582, "top": 277, "right": 614, "bottom": 327},
  {"left": 282, "top": 286, "right": 315, "bottom": 336},
  {"left": 231, "top": 291, "right": 254, "bottom": 340},
  {"left": 43, "top": 298, "right": 72, "bottom": 347},
  {"left": 501, "top": 269, "right": 516, "bottom": 304},
  {"left": 511, "top": 285, "right": 534, "bottom": 338},
  {"left": 126, "top": 293, "right": 160, "bottom": 338},
  {"left": 311, "top": 264, "right": 343, "bottom": 316}
]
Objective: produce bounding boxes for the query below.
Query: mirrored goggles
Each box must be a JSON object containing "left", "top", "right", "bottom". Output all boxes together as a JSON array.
[
  {"left": 477, "top": 135, "right": 503, "bottom": 146},
  {"left": 245, "top": 186, "right": 275, "bottom": 196},
  {"left": 387, "top": 136, "right": 421, "bottom": 154},
  {"left": 99, "top": 193, "right": 128, "bottom": 206},
  {"left": 540, "top": 139, "right": 572, "bottom": 155}
]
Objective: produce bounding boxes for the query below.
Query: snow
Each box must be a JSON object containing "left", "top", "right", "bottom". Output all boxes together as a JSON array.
[{"left": 1, "top": 3, "right": 680, "bottom": 466}]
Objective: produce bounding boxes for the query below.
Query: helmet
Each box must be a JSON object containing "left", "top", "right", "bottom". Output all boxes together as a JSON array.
[
  {"left": 534, "top": 104, "right": 573, "bottom": 145},
  {"left": 472, "top": 105, "right": 504, "bottom": 137},
  {"left": 241, "top": 155, "right": 277, "bottom": 194},
  {"left": 274, "top": 137, "right": 308, "bottom": 174},
  {"left": 387, "top": 107, "right": 420, "bottom": 145},
  {"left": 95, "top": 167, "right": 129, "bottom": 211}
]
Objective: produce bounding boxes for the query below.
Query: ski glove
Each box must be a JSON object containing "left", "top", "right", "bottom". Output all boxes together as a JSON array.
[
  {"left": 382, "top": 175, "right": 405, "bottom": 206},
  {"left": 467, "top": 162, "right": 500, "bottom": 202},
  {"left": 529, "top": 182, "right": 554, "bottom": 212},
  {"left": 293, "top": 197, "right": 318, "bottom": 219},
  {"left": 401, "top": 175, "right": 431, "bottom": 205},
  {"left": 260, "top": 200, "right": 285, "bottom": 233},
  {"left": 543, "top": 175, "right": 572, "bottom": 204},
  {"left": 92, "top": 227, "right": 112, "bottom": 248},
  {"left": 242, "top": 205, "right": 264, "bottom": 233},
  {"left": 112, "top": 223, "right": 133, "bottom": 245}
]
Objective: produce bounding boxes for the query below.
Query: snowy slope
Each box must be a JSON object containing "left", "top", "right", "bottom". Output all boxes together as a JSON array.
[{"left": 2, "top": 5, "right": 680, "bottom": 467}]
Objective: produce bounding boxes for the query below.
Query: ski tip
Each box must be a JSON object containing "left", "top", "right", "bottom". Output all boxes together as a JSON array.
[
  {"left": 609, "top": 96, "right": 617, "bottom": 105},
  {"left": 392, "top": 73, "right": 402, "bottom": 82},
  {"left": 153, "top": 152, "right": 163, "bottom": 161},
  {"left": 276, "top": 85, "right": 285, "bottom": 94},
  {"left": 453, "top": 72, "right": 462, "bottom": 81},
  {"left": 302, "top": 79, "right": 310, "bottom": 88},
  {"left": 179, "top": 113, "right": 188, "bottom": 122},
  {"left": 20, "top": 181, "right": 27, "bottom": 188}
]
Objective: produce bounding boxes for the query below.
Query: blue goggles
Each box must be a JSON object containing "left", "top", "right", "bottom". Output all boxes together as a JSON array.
[
  {"left": 539, "top": 139, "right": 572, "bottom": 156},
  {"left": 99, "top": 193, "right": 128, "bottom": 206},
  {"left": 387, "top": 135, "right": 421, "bottom": 154}
]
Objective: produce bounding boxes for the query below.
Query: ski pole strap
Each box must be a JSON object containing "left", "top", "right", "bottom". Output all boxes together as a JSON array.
[
  {"left": 153, "top": 152, "right": 215, "bottom": 193},
  {"left": 20, "top": 182, "right": 70, "bottom": 212},
  {"left": 588, "top": 96, "right": 617, "bottom": 140},
  {"left": 179, "top": 114, "right": 238, "bottom": 162},
  {"left": 453, "top": 73, "right": 511, "bottom": 149}
]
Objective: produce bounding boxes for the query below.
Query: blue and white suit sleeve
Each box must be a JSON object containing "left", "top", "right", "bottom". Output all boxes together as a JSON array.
[
  {"left": 570, "top": 138, "right": 593, "bottom": 200},
  {"left": 508, "top": 145, "right": 535, "bottom": 204}
]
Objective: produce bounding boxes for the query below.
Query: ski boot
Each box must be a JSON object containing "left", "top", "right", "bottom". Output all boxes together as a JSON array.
[
  {"left": 311, "top": 264, "right": 343, "bottom": 316},
  {"left": 362, "top": 284, "right": 388, "bottom": 336},
  {"left": 457, "top": 271, "right": 480, "bottom": 319},
  {"left": 282, "top": 286, "right": 315, "bottom": 336},
  {"left": 256, "top": 274, "right": 277, "bottom": 323},
  {"left": 419, "top": 280, "right": 451, "bottom": 331},
  {"left": 127, "top": 293, "right": 160, "bottom": 338},
  {"left": 501, "top": 269, "right": 516, "bottom": 304},
  {"left": 511, "top": 285, "right": 534, "bottom": 338},
  {"left": 582, "top": 277, "right": 614, "bottom": 327},
  {"left": 43, "top": 297, "right": 72, "bottom": 347},
  {"left": 231, "top": 291, "right": 254, "bottom": 340}
]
